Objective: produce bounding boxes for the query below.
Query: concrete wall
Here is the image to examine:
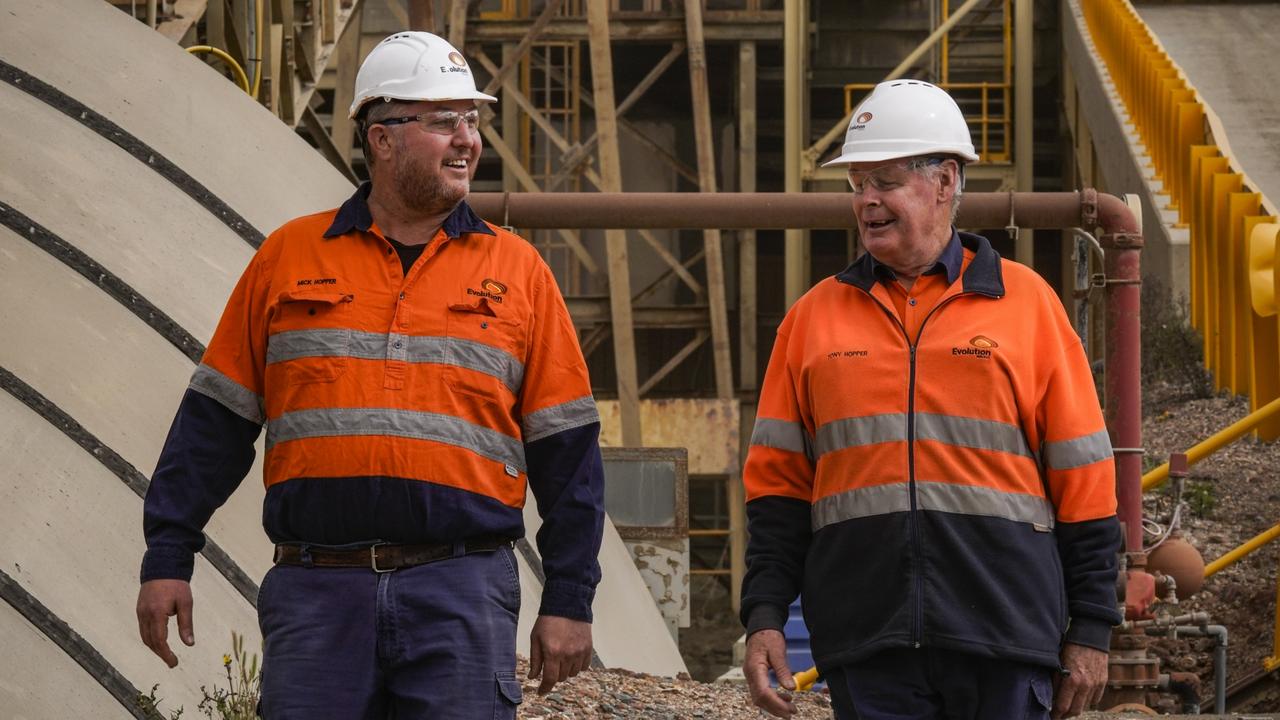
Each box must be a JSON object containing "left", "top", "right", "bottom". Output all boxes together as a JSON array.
[{"left": 1061, "top": 0, "right": 1190, "bottom": 301}]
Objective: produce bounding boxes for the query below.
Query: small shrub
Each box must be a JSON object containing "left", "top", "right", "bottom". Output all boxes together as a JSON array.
[
  {"left": 198, "top": 632, "right": 261, "bottom": 720},
  {"left": 1184, "top": 479, "right": 1217, "bottom": 518},
  {"left": 136, "top": 684, "right": 183, "bottom": 720}
]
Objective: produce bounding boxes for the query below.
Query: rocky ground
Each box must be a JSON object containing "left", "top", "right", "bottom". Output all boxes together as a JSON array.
[
  {"left": 1141, "top": 381, "right": 1280, "bottom": 713},
  {"left": 514, "top": 656, "right": 833, "bottom": 719}
]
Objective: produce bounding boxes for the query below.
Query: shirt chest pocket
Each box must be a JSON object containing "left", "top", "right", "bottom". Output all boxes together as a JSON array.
[
  {"left": 443, "top": 298, "right": 524, "bottom": 402},
  {"left": 268, "top": 289, "right": 355, "bottom": 384}
]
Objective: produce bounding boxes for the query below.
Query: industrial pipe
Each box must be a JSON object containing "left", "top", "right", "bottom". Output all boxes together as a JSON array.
[
  {"left": 1176, "top": 625, "right": 1228, "bottom": 714},
  {"left": 467, "top": 191, "right": 1107, "bottom": 231}
]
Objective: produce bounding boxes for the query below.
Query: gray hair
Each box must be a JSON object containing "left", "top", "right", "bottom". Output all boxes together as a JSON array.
[{"left": 908, "top": 156, "right": 964, "bottom": 224}]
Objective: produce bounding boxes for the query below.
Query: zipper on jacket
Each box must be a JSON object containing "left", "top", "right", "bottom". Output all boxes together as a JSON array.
[{"left": 859, "top": 286, "right": 979, "bottom": 648}]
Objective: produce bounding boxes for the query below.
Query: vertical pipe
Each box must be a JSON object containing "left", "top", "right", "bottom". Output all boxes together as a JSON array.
[
  {"left": 1105, "top": 238, "right": 1143, "bottom": 551},
  {"left": 734, "top": 40, "right": 758, "bottom": 614},
  {"left": 784, "top": 0, "right": 808, "bottom": 306},
  {"left": 1014, "top": 0, "right": 1034, "bottom": 265},
  {"left": 147, "top": 0, "right": 158, "bottom": 28}
]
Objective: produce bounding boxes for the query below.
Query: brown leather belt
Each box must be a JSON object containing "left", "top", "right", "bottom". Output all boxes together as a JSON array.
[{"left": 272, "top": 536, "right": 512, "bottom": 573}]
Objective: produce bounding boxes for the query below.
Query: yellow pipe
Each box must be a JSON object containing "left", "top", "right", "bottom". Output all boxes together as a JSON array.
[
  {"left": 1142, "top": 395, "right": 1280, "bottom": 491},
  {"left": 186, "top": 45, "right": 251, "bottom": 94},
  {"left": 1204, "top": 523, "right": 1280, "bottom": 578},
  {"left": 794, "top": 666, "right": 819, "bottom": 692}
]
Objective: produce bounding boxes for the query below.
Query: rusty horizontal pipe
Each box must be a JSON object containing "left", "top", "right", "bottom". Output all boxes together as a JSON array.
[{"left": 467, "top": 191, "right": 1118, "bottom": 231}]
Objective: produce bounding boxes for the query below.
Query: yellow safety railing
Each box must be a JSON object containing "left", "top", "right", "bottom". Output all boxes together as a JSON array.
[{"left": 1080, "top": 0, "right": 1280, "bottom": 441}]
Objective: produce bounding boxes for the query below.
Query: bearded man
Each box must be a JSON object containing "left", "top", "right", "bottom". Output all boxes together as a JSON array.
[{"left": 135, "top": 32, "right": 604, "bottom": 719}]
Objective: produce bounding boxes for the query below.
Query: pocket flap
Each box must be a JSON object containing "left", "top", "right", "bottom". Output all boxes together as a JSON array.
[
  {"left": 278, "top": 289, "right": 351, "bottom": 305},
  {"left": 449, "top": 297, "right": 498, "bottom": 317},
  {"left": 495, "top": 672, "right": 523, "bottom": 705}
]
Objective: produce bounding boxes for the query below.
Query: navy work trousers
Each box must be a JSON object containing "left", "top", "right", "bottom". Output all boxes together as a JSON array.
[
  {"left": 826, "top": 646, "right": 1054, "bottom": 720},
  {"left": 256, "top": 545, "right": 523, "bottom": 719}
]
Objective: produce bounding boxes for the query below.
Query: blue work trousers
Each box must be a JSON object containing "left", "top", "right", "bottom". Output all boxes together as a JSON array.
[
  {"left": 826, "top": 647, "right": 1054, "bottom": 720},
  {"left": 256, "top": 545, "right": 523, "bottom": 719}
]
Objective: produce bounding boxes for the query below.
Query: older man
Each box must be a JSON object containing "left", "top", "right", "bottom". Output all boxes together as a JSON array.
[
  {"left": 135, "top": 32, "right": 603, "bottom": 718},
  {"left": 740, "top": 80, "right": 1121, "bottom": 720}
]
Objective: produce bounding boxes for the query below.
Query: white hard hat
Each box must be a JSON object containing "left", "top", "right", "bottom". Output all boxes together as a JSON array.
[
  {"left": 348, "top": 31, "right": 497, "bottom": 119},
  {"left": 822, "top": 80, "right": 979, "bottom": 166}
]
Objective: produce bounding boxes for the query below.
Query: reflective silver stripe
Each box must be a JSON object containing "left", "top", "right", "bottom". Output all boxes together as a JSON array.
[
  {"left": 522, "top": 396, "right": 600, "bottom": 443},
  {"left": 815, "top": 414, "right": 907, "bottom": 456},
  {"left": 1043, "top": 429, "right": 1113, "bottom": 470},
  {"left": 750, "top": 418, "right": 813, "bottom": 461},
  {"left": 916, "top": 480, "right": 1056, "bottom": 528},
  {"left": 266, "top": 329, "right": 524, "bottom": 392},
  {"left": 188, "top": 363, "right": 264, "bottom": 425},
  {"left": 810, "top": 481, "right": 1055, "bottom": 531},
  {"left": 811, "top": 483, "right": 910, "bottom": 531},
  {"left": 266, "top": 407, "right": 526, "bottom": 471},
  {"left": 915, "top": 413, "right": 1035, "bottom": 458}
]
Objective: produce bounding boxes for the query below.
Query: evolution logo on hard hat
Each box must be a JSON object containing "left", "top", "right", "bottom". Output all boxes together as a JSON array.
[
  {"left": 852, "top": 111, "right": 873, "bottom": 130},
  {"left": 441, "top": 51, "right": 471, "bottom": 75}
]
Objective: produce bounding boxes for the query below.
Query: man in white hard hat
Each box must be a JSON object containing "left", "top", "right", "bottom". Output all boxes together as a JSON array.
[
  {"left": 739, "top": 80, "right": 1121, "bottom": 719},
  {"left": 136, "top": 31, "right": 603, "bottom": 718}
]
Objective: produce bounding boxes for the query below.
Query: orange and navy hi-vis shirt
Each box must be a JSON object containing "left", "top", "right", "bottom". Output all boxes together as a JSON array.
[
  {"left": 740, "top": 231, "right": 1122, "bottom": 670},
  {"left": 141, "top": 184, "right": 605, "bottom": 620}
]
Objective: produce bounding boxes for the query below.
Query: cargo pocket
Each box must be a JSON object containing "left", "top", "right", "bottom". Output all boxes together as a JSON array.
[
  {"left": 269, "top": 289, "right": 354, "bottom": 384},
  {"left": 493, "top": 670, "right": 523, "bottom": 720},
  {"left": 1025, "top": 673, "right": 1053, "bottom": 720}
]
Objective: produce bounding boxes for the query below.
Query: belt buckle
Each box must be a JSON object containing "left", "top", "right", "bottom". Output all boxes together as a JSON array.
[{"left": 370, "top": 543, "right": 396, "bottom": 573}]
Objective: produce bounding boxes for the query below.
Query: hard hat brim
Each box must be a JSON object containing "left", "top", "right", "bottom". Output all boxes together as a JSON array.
[
  {"left": 821, "top": 147, "right": 980, "bottom": 167},
  {"left": 348, "top": 90, "right": 498, "bottom": 119}
]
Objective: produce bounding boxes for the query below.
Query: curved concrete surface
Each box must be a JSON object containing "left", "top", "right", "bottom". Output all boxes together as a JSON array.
[
  {"left": 1137, "top": 3, "right": 1280, "bottom": 207},
  {"left": 0, "top": 225, "right": 273, "bottom": 583},
  {"left": 0, "top": 3, "right": 684, "bottom": 709},
  {"left": 0, "top": 603, "right": 134, "bottom": 720},
  {"left": 0, "top": 391, "right": 261, "bottom": 713},
  {"left": 0, "top": 0, "right": 352, "bottom": 233}
]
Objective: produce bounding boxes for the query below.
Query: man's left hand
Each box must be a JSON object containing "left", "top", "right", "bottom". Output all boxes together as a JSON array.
[
  {"left": 529, "top": 615, "right": 593, "bottom": 695},
  {"left": 1052, "top": 643, "right": 1109, "bottom": 719}
]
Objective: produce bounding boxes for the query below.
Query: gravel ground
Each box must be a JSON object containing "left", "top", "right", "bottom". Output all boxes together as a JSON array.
[
  {"left": 1142, "top": 382, "right": 1280, "bottom": 713},
  {"left": 514, "top": 657, "right": 833, "bottom": 719}
]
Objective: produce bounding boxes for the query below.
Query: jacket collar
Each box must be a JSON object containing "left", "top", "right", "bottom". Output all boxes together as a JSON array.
[
  {"left": 836, "top": 229, "right": 1005, "bottom": 298},
  {"left": 323, "top": 182, "right": 496, "bottom": 240}
]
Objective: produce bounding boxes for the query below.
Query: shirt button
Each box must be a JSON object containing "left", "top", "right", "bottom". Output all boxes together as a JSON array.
[
  {"left": 908, "top": 298, "right": 918, "bottom": 306},
  {"left": 399, "top": 292, "right": 406, "bottom": 300},
  {"left": 394, "top": 341, "right": 403, "bottom": 349}
]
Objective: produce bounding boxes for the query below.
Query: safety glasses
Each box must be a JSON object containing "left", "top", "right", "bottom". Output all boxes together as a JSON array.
[
  {"left": 847, "top": 157, "right": 944, "bottom": 195},
  {"left": 375, "top": 109, "right": 481, "bottom": 136}
]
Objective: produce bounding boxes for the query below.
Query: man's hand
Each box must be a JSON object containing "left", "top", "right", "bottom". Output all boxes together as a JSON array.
[
  {"left": 1052, "top": 643, "right": 1109, "bottom": 719},
  {"left": 136, "top": 579, "right": 195, "bottom": 668},
  {"left": 528, "top": 615, "right": 593, "bottom": 695},
  {"left": 743, "top": 629, "right": 797, "bottom": 718}
]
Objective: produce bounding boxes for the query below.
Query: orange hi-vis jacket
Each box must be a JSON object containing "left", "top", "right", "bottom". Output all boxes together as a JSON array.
[
  {"left": 142, "top": 185, "right": 604, "bottom": 620},
  {"left": 741, "top": 231, "right": 1122, "bottom": 670}
]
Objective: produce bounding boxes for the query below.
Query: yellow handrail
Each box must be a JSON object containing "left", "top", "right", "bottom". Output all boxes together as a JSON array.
[
  {"left": 1205, "top": 523, "right": 1280, "bottom": 578},
  {"left": 1143, "top": 395, "right": 1280, "bottom": 491},
  {"left": 186, "top": 45, "right": 251, "bottom": 95},
  {"left": 1079, "top": 0, "right": 1280, "bottom": 441}
]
